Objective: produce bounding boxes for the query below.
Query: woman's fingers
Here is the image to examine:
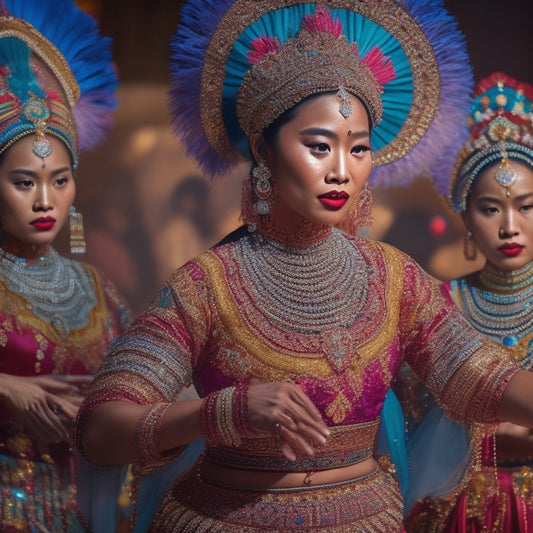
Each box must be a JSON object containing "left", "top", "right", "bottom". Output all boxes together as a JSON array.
[
  {"left": 248, "top": 381, "right": 330, "bottom": 459},
  {"left": 25, "top": 398, "right": 69, "bottom": 443}
]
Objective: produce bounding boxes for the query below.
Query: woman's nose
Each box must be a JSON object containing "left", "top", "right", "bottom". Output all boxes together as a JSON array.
[
  {"left": 33, "top": 187, "right": 53, "bottom": 211},
  {"left": 499, "top": 211, "right": 519, "bottom": 238},
  {"left": 325, "top": 155, "right": 349, "bottom": 184}
]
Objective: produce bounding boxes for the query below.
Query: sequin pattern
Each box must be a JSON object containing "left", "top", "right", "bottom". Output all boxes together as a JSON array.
[
  {"left": 83, "top": 230, "right": 515, "bottom": 462},
  {"left": 0, "top": 248, "right": 129, "bottom": 532}
]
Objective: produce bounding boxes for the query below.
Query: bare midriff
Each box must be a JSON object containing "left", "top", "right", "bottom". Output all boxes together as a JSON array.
[{"left": 200, "top": 455, "right": 379, "bottom": 490}]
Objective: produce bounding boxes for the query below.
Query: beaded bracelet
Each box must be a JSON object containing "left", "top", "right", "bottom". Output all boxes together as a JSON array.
[
  {"left": 136, "top": 402, "right": 172, "bottom": 463},
  {"left": 233, "top": 380, "right": 255, "bottom": 437},
  {"left": 200, "top": 382, "right": 255, "bottom": 447}
]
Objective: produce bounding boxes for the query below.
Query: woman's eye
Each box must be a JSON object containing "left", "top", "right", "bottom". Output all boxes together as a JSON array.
[
  {"left": 15, "top": 179, "right": 33, "bottom": 189},
  {"left": 520, "top": 204, "right": 533, "bottom": 213},
  {"left": 55, "top": 177, "right": 68, "bottom": 186},
  {"left": 352, "top": 145, "right": 370, "bottom": 155},
  {"left": 479, "top": 205, "right": 497, "bottom": 214},
  {"left": 309, "top": 143, "right": 330, "bottom": 153}
]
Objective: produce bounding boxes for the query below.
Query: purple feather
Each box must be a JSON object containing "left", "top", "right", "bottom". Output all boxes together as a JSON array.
[
  {"left": 370, "top": 0, "right": 473, "bottom": 193},
  {"left": 169, "top": 0, "right": 239, "bottom": 178}
]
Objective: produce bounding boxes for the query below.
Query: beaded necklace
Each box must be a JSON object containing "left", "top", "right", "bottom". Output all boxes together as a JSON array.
[
  {"left": 236, "top": 228, "right": 368, "bottom": 333},
  {"left": 452, "top": 261, "right": 533, "bottom": 369},
  {"left": 0, "top": 246, "right": 97, "bottom": 338}
]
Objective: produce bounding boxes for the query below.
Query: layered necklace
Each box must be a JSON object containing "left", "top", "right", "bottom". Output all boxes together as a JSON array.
[
  {"left": 236, "top": 228, "right": 368, "bottom": 333},
  {"left": 453, "top": 261, "right": 533, "bottom": 369},
  {"left": 0, "top": 247, "right": 97, "bottom": 338}
]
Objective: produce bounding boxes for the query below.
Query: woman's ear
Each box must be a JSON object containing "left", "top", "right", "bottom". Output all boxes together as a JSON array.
[{"left": 249, "top": 132, "right": 267, "bottom": 164}]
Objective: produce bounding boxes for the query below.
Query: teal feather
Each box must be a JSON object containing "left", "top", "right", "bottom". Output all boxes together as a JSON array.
[
  {"left": 0, "top": 37, "right": 43, "bottom": 101},
  {"left": 2, "top": 0, "right": 118, "bottom": 150}
]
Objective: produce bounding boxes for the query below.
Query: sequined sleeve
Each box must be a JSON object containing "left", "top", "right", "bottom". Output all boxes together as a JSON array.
[
  {"left": 81, "top": 260, "right": 210, "bottom": 410},
  {"left": 397, "top": 252, "right": 519, "bottom": 424}
]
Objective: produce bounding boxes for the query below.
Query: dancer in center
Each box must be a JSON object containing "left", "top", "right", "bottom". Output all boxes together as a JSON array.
[{"left": 74, "top": 2, "right": 533, "bottom": 531}]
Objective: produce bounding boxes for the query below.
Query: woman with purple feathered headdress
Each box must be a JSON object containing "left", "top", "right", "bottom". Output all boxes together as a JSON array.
[
  {"left": 75, "top": 1, "right": 533, "bottom": 532},
  {"left": 0, "top": 1, "right": 130, "bottom": 531}
]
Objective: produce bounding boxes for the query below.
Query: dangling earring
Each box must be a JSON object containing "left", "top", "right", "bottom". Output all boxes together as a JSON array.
[
  {"left": 252, "top": 161, "right": 272, "bottom": 215},
  {"left": 338, "top": 185, "right": 374, "bottom": 236},
  {"left": 355, "top": 185, "right": 374, "bottom": 229},
  {"left": 69, "top": 206, "right": 86, "bottom": 254},
  {"left": 463, "top": 231, "right": 476, "bottom": 261}
]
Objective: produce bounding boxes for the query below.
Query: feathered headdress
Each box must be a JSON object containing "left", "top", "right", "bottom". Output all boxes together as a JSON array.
[
  {"left": 169, "top": 0, "right": 473, "bottom": 190},
  {"left": 449, "top": 72, "right": 533, "bottom": 212},
  {"left": 0, "top": 0, "right": 117, "bottom": 168}
]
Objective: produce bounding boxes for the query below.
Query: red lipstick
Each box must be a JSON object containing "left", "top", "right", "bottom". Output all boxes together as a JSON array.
[
  {"left": 499, "top": 243, "right": 524, "bottom": 257},
  {"left": 318, "top": 191, "right": 349, "bottom": 210},
  {"left": 31, "top": 217, "right": 56, "bottom": 231}
]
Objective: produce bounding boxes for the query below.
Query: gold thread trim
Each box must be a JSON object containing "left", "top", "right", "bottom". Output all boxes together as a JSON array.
[{"left": 195, "top": 241, "right": 401, "bottom": 378}]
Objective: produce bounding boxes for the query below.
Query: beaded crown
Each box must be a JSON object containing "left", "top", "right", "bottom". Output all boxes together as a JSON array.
[
  {"left": 237, "top": 6, "right": 392, "bottom": 136},
  {"left": 449, "top": 72, "right": 533, "bottom": 212},
  {"left": 0, "top": 0, "right": 117, "bottom": 168},
  {"left": 170, "top": 0, "right": 473, "bottom": 189}
]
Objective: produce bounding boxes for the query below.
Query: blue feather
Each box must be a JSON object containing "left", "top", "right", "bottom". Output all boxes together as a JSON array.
[
  {"left": 3, "top": 0, "right": 118, "bottom": 150},
  {"left": 0, "top": 37, "right": 43, "bottom": 100}
]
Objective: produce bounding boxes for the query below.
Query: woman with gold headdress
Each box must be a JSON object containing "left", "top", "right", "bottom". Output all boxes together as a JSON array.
[
  {"left": 75, "top": 2, "right": 533, "bottom": 532},
  {"left": 0, "top": 1, "right": 129, "bottom": 531},
  {"left": 404, "top": 73, "right": 533, "bottom": 533}
]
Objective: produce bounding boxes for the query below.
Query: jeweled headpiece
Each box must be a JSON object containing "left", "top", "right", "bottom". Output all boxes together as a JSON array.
[
  {"left": 170, "top": 0, "right": 473, "bottom": 188},
  {"left": 449, "top": 72, "right": 533, "bottom": 212},
  {"left": 237, "top": 5, "right": 393, "bottom": 135},
  {"left": 0, "top": 0, "right": 118, "bottom": 169}
]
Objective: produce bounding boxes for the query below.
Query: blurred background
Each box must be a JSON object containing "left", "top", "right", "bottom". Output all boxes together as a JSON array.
[{"left": 67, "top": 0, "right": 533, "bottom": 315}]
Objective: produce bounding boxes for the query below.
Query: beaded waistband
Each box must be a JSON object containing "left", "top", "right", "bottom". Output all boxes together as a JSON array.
[{"left": 205, "top": 419, "right": 380, "bottom": 472}]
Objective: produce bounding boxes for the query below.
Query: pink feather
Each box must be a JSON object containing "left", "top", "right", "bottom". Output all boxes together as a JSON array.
[
  {"left": 361, "top": 47, "right": 396, "bottom": 89},
  {"left": 248, "top": 36, "right": 280, "bottom": 64},
  {"left": 303, "top": 5, "right": 343, "bottom": 38}
]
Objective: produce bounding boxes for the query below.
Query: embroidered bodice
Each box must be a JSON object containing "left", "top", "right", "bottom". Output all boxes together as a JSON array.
[
  {"left": 0, "top": 247, "right": 129, "bottom": 376},
  {"left": 0, "top": 247, "right": 130, "bottom": 466},
  {"left": 84, "top": 230, "right": 515, "bottom": 472}
]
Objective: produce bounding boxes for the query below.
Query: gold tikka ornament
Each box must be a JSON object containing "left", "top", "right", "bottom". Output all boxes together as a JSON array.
[
  {"left": 69, "top": 206, "right": 86, "bottom": 254},
  {"left": 24, "top": 95, "right": 53, "bottom": 159},
  {"left": 336, "top": 86, "right": 353, "bottom": 119},
  {"left": 488, "top": 116, "right": 519, "bottom": 194}
]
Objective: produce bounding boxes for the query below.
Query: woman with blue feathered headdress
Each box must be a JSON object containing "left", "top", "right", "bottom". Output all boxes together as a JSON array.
[
  {"left": 75, "top": 1, "right": 533, "bottom": 532},
  {"left": 403, "top": 73, "right": 533, "bottom": 532},
  {"left": 0, "top": 1, "right": 130, "bottom": 531}
]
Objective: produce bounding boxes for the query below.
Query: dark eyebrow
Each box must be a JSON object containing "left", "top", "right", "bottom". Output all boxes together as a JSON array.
[
  {"left": 299, "top": 127, "right": 369, "bottom": 139},
  {"left": 8, "top": 167, "right": 71, "bottom": 178},
  {"left": 475, "top": 195, "right": 502, "bottom": 204},
  {"left": 476, "top": 192, "right": 533, "bottom": 204},
  {"left": 515, "top": 192, "right": 533, "bottom": 202}
]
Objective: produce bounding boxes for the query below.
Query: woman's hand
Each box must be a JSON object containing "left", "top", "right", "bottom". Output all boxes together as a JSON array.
[
  {"left": 247, "top": 379, "right": 330, "bottom": 461},
  {"left": 0, "top": 374, "right": 93, "bottom": 453}
]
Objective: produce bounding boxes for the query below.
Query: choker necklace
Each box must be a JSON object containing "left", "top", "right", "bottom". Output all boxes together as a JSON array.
[
  {"left": 455, "top": 262, "right": 533, "bottom": 368},
  {"left": 0, "top": 247, "right": 97, "bottom": 338},
  {"left": 0, "top": 248, "right": 51, "bottom": 268}
]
